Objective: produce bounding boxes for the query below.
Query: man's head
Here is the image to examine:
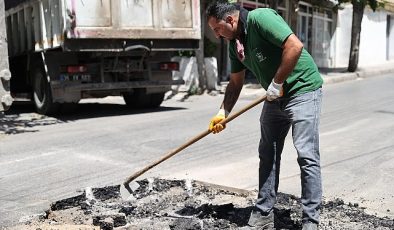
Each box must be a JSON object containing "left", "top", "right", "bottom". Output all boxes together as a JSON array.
[{"left": 206, "top": 1, "right": 240, "bottom": 40}]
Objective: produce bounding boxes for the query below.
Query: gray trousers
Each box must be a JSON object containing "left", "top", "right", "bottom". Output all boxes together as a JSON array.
[{"left": 256, "top": 88, "right": 322, "bottom": 224}]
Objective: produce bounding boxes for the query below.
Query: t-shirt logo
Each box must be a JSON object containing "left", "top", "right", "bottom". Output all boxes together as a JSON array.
[{"left": 256, "top": 51, "right": 267, "bottom": 62}]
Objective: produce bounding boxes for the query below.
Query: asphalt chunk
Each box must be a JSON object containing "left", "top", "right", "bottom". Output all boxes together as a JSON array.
[{"left": 14, "top": 178, "right": 394, "bottom": 229}]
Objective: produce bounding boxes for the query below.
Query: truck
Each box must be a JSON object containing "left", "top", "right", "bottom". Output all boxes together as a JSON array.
[
  {"left": 5, "top": 0, "right": 200, "bottom": 114},
  {"left": 0, "top": 0, "right": 13, "bottom": 112}
]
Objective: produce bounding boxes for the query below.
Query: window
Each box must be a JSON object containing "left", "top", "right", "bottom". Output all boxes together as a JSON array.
[
  {"left": 237, "top": 0, "right": 290, "bottom": 23},
  {"left": 311, "top": 7, "right": 334, "bottom": 67}
]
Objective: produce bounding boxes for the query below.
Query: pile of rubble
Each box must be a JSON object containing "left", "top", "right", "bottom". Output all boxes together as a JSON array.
[{"left": 14, "top": 178, "right": 394, "bottom": 229}]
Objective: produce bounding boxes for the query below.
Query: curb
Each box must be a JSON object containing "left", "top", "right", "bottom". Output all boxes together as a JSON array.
[
  {"left": 168, "top": 64, "right": 394, "bottom": 101},
  {"left": 322, "top": 65, "right": 394, "bottom": 84},
  {"left": 357, "top": 67, "right": 394, "bottom": 79},
  {"left": 322, "top": 72, "right": 358, "bottom": 84},
  {"left": 240, "top": 65, "right": 393, "bottom": 98}
]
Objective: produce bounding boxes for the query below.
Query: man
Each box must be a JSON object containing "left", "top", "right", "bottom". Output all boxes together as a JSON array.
[{"left": 206, "top": 1, "right": 323, "bottom": 230}]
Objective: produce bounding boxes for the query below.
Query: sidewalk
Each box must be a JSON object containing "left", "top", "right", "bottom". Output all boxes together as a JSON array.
[
  {"left": 169, "top": 61, "right": 394, "bottom": 101},
  {"left": 319, "top": 60, "right": 394, "bottom": 84},
  {"left": 240, "top": 60, "right": 394, "bottom": 97}
]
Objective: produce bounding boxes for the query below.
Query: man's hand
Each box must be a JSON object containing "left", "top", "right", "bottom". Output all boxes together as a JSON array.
[
  {"left": 266, "top": 79, "right": 283, "bottom": 101},
  {"left": 209, "top": 109, "right": 228, "bottom": 134}
]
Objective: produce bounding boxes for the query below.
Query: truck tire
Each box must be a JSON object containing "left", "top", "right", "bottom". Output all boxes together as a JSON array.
[
  {"left": 32, "top": 67, "right": 59, "bottom": 115},
  {"left": 123, "top": 89, "right": 164, "bottom": 109},
  {"left": 149, "top": 92, "right": 165, "bottom": 108}
]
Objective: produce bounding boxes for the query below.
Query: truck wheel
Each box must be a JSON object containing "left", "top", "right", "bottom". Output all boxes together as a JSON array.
[
  {"left": 32, "top": 67, "right": 59, "bottom": 115},
  {"left": 123, "top": 89, "right": 164, "bottom": 109},
  {"left": 149, "top": 92, "right": 165, "bottom": 108}
]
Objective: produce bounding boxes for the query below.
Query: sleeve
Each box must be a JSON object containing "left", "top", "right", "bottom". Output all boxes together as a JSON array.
[
  {"left": 229, "top": 40, "right": 246, "bottom": 73},
  {"left": 252, "top": 9, "right": 293, "bottom": 48}
]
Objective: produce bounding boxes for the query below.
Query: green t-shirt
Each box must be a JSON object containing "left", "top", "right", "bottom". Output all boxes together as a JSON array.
[{"left": 230, "top": 8, "right": 323, "bottom": 97}]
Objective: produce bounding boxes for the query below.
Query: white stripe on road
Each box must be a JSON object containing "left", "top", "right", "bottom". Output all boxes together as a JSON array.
[
  {"left": 75, "top": 153, "right": 131, "bottom": 168},
  {"left": 0, "top": 151, "right": 61, "bottom": 166},
  {"left": 320, "top": 119, "right": 370, "bottom": 137}
]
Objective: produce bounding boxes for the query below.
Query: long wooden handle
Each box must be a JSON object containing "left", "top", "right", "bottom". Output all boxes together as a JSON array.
[{"left": 124, "top": 95, "right": 267, "bottom": 186}]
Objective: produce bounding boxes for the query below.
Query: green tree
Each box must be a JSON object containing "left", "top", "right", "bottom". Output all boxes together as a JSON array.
[{"left": 337, "top": 0, "right": 385, "bottom": 72}]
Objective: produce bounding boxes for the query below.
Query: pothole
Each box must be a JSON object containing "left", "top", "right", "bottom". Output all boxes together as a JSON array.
[{"left": 13, "top": 178, "right": 394, "bottom": 229}]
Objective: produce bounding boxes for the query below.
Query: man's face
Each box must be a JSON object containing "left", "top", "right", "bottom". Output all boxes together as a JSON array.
[{"left": 208, "top": 16, "right": 237, "bottom": 41}]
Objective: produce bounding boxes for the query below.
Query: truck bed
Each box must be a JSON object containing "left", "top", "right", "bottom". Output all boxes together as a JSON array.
[{"left": 5, "top": 0, "right": 201, "bottom": 56}]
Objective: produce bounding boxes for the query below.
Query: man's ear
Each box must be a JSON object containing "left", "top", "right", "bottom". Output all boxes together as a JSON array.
[{"left": 225, "top": 15, "right": 234, "bottom": 25}]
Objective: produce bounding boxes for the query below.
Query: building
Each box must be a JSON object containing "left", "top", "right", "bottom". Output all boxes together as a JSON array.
[
  {"left": 206, "top": 0, "right": 394, "bottom": 80},
  {"left": 335, "top": 1, "right": 394, "bottom": 67}
]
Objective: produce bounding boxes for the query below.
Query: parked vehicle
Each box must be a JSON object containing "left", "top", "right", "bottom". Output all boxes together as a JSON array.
[
  {"left": 0, "top": 0, "right": 13, "bottom": 112},
  {"left": 5, "top": 0, "right": 200, "bottom": 114}
]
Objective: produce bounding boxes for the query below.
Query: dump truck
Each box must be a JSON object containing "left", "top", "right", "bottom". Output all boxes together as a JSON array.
[
  {"left": 0, "top": 0, "right": 13, "bottom": 112},
  {"left": 5, "top": 0, "right": 200, "bottom": 114}
]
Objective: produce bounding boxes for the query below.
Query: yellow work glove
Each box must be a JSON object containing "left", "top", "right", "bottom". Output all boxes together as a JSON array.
[{"left": 209, "top": 109, "right": 228, "bottom": 134}]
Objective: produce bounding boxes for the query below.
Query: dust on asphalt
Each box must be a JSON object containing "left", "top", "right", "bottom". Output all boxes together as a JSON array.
[{"left": 14, "top": 178, "right": 394, "bottom": 229}]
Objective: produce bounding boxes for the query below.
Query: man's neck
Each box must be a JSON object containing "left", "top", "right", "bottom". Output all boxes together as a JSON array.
[
  {"left": 234, "top": 6, "right": 249, "bottom": 43},
  {"left": 236, "top": 12, "right": 246, "bottom": 42},
  {"left": 234, "top": 11, "right": 243, "bottom": 40}
]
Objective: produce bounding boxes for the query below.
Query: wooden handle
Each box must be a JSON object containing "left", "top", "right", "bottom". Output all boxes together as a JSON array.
[{"left": 124, "top": 95, "right": 267, "bottom": 186}]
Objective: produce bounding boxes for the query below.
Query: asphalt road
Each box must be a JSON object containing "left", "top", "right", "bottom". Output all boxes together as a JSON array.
[{"left": 0, "top": 73, "right": 393, "bottom": 227}]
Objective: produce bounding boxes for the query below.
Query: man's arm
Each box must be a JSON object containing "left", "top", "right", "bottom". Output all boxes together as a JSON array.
[
  {"left": 209, "top": 69, "right": 245, "bottom": 134},
  {"left": 273, "top": 34, "right": 303, "bottom": 84},
  {"left": 221, "top": 69, "right": 246, "bottom": 113},
  {"left": 266, "top": 34, "right": 303, "bottom": 101}
]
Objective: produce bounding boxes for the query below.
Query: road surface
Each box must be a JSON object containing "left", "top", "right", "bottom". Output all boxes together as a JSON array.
[{"left": 0, "top": 73, "right": 393, "bottom": 226}]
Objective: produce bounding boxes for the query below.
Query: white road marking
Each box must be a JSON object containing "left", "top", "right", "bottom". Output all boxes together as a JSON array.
[
  {"left": 0, "top": 151, "right": 62, "bottom": 166},
  {"left": 320, "top": 119, "right": 370, "bottom": 137}
]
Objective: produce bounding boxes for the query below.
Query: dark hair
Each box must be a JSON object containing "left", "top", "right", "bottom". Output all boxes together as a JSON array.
[{"left": 206, "top": 0, "right": 238, "bottom": 20}]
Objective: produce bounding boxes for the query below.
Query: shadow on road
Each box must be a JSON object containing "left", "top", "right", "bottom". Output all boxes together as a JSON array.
[
  {"left": 0, "top": 101, "right": 186, "bottom": 135},
  {"left": 58, "top": 103, "right": 185, "bottom": 120},
  {"left": 375, "top": 110, "right": 394, "bottom": 115}
]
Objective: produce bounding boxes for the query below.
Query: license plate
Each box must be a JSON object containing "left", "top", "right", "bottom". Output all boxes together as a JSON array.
[{"left": 60, "top": 74, "right": 91, "bottom": 82}]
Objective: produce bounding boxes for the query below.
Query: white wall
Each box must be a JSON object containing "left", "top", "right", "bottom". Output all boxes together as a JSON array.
[
  {"left": 334, "top": 4, "right": 391, "bottom": 68},
  {"left": 388, "top": 15, "right": 394, "bottom": 60},
  {"left": 359, "top": 8, "right": 387, "bottom": 66},
  {"left": 334, "top": 4, "right": 352, "bottom": 68}
]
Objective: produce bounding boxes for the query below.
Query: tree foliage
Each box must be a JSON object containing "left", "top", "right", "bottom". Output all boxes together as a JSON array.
[{"left": 336, "top": 0, "right": 385, "bottom": 12}]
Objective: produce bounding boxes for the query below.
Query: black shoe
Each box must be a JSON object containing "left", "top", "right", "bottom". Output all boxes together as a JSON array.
[
  {"left": 302, "top": 222, "right": 318, "bottom": 230},
  {"left": 247, "top": 210, "right": 274, "bottom": 229}
]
